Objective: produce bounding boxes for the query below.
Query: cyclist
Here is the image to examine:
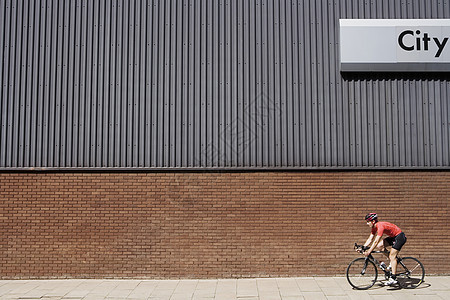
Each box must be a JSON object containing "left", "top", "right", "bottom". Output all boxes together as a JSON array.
[{"left": 362, "top": 213, "right": 407, "bottom": 285}]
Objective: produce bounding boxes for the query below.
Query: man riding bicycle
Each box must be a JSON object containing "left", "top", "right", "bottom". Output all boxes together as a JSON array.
[{"left": 362, "top": 213, "right": 407, "bottom": 285}]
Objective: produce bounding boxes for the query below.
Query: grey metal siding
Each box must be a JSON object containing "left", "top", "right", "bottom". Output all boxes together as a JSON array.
[{"left": 1, "top": 0, "right": 449, "bottom": 169}]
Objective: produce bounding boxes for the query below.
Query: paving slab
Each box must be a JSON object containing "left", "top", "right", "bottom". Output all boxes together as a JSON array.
[
  {"left": 63, "top": 280, "right": 103, "bottom": 299},
  {"left": 148, "top": 280, "right": 178, "bottom": 299},
  {"left": 276, "top": 278, "right": 302, "bottom": 298},
  {"left": 320, "top": 287, "right": 347, "bottom": 296},
  {"left": 366, "top": 295, "right": 397, "bottom": 300},
  {"left": 214, "top": 279, "right": 236, "bottom": 300},
  {"left": 82, "top": 281, "right": 121, "bottom": 298},
  {"left": 192, "top": 279, "right": 216, "bottom": 299},
  {"left": 333, "top": 277, "right": 358, "bottom": 292},
  {"left": 345, "top": 290, "right": 373, "bottom": 300},
  {"left": 259, "top": 294, "right": 281, "bottom": 300},
  {"left": 127, "top": 281, "right": 159, "bottom": 299},
  {"left": 171, "top": 280, "right": 198, "bottom": 299},
  {"left": 256, "top": 278, "right": 278, "bottom": 293},
  {"left": 294, "top": 277, "right": 322, "bottom": 292},
  {"left": 315, "top": 277, "right": 341, "bottom": 289},
  {"left": 237, "top": 279, "right": 258, "bottom": 298},
  {"left": 326, "top": 296, "right": 355, "bottom": 300},
  {"left": 301, "top": 291, "right": 327, "bottom": 300}
]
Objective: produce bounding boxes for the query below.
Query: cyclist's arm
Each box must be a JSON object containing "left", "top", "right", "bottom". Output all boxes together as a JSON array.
[
  {"left": 363, "top": 233, "right": 375, "bottom": 248},
  {"left": 366, "top": 235, "right": 382, "bottom": 255}
]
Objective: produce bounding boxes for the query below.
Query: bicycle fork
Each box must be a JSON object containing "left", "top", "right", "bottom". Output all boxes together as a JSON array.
[{"left": 360, "top": 257, "right": 370, "bottom": 275}]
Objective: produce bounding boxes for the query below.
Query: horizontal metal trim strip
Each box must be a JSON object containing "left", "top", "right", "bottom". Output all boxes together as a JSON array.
[
  {"left": 0, "top": 167, "right": 449, "bottom": 173},
  {"left": 341, "top": 62, "right": 450, "bottom": 72}
]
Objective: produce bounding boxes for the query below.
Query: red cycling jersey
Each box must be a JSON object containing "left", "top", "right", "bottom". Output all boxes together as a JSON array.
[{"left": 371, "top": 221, "right": 402, "bottom": 237}]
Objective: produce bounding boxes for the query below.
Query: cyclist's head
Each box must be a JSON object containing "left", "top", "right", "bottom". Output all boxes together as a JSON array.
[{"left": 364, "top": 213, "right": 378, "bottom": 222}]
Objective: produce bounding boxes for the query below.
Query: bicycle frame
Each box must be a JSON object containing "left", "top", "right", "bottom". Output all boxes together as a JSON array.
[
  {"left": 357, "top": 245, "right": 412, "bottom": 278},
  {"left": 366, "top": 253, "right": 390, "bottom": 275}
]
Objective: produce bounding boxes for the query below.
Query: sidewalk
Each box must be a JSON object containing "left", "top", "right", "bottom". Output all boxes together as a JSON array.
[{"left": 0, "top": 276, "right": 449, "bottom": 300}]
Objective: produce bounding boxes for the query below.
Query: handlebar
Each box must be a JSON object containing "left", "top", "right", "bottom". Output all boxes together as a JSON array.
[
  {"left": 354, "top": 243, "right": 389, "bottom": 254},
  {"left": 354, "top": 243, "right": 369, "bottom": 253}
]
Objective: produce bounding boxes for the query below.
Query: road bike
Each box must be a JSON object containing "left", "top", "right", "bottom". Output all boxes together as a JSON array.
[{"left": 346, "top": 243, "right": 425, "bottom": 290}]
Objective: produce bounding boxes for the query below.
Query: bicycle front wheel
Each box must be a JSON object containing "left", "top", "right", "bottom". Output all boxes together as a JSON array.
[
  {"left": 396, "top": 257, "right": 425, "bottom": 289},
  {"left": 346, "top": 258, "right": 378, "bottom": 290}
]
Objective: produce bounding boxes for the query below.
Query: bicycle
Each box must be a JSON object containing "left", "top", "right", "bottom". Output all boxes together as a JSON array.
[{"left": 346, "top": 243, "right": 425, "bottom": 290}]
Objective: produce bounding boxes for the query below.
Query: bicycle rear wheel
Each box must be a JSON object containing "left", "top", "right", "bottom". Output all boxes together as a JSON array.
[
  {"left": 396, "top": 257, "right": 425, "bottom": 289},
  {"left": 346, "top": 258, "right": 378, "bottom": 290}
]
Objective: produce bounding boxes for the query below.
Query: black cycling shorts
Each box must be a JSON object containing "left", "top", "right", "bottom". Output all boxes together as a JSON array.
[{"left": 385, "top": 232, "right": 407, "bottom": 251}]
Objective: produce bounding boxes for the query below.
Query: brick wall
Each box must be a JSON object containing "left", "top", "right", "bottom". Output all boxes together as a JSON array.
[{"left": 0, "top": 171, "right": 449, "bottom": 279}]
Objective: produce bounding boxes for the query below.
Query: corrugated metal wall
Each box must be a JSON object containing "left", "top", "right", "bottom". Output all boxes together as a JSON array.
[{"left": 1, "top": 0, "right": 449, "bottom": 169}]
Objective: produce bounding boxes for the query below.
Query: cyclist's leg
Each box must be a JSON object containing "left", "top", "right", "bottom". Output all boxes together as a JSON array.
[
  {"left": 374, "top": 238, "right": 387, "bottom": 251},
  {"left": 380, "top": 238, "right": 392, "bottom": 260},
  {"left": 389, "top": 248, "right": 399, "bottom": 275},
  {"left": 390, "top": 232, "right": 407, "bottom": 276}
]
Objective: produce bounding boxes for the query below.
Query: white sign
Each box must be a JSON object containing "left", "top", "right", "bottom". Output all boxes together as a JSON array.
[{"left": 340, "top": 19, "right": 450, "bottom": 72}]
